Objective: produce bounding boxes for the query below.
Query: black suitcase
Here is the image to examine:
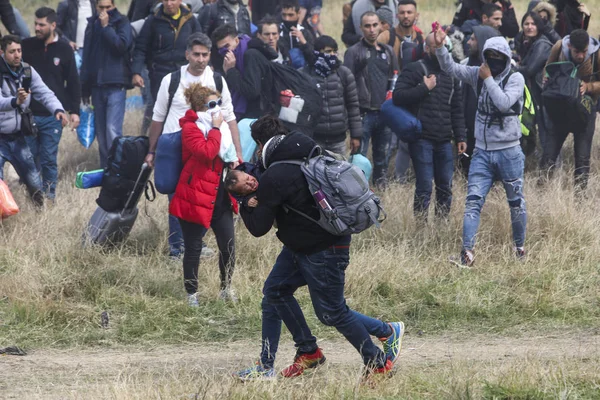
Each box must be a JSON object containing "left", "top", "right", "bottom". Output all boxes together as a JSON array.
[{"left": 84, "top": 163, "right": 153, "bottom": 246}]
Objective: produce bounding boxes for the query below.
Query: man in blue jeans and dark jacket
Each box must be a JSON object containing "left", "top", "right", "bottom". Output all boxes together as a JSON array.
[
  {"left": 236, "top": 115, "right": 404, "bottom": 380},
  {"left": 80, "top": 0, "right": 132, "bottom": 168}
]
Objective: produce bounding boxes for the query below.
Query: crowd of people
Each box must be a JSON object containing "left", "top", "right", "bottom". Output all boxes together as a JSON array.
[{"left": 0, "top": 0, "right": 599, "bottom": 383}]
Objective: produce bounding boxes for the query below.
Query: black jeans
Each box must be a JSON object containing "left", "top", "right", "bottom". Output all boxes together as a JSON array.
[
  {"left": 540, "top": 109, "right": 597, "bottom": 191},
  {"left": 178, "top": 207, "right": 235, "bottom": 294}
]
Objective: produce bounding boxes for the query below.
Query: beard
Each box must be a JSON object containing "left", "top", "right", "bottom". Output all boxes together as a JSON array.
[{"left": 35, "top": 30, "right": 52, "bottom": 41}]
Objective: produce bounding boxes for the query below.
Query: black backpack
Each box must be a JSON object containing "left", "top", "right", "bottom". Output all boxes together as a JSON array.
[
  {"left": 97, "top": 136, "right": 151, "bottom": 212},
  {"left": 542, "top": 51, "right": 598, "bottom": 132},
  {"left": 266, "top": 62, "right": 323, "bottom": 136}
]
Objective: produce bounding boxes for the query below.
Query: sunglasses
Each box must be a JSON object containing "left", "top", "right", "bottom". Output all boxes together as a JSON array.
[{"left": 204, "top": 98, "right": 222, "bottom": 109}]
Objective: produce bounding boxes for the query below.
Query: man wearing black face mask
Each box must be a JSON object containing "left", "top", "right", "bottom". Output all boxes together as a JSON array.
[
  {"left": 279, "top": 0, "right": 315, "bottom": 69},
  {"left": 434, "top": 27, "right": 527, "bottom": 268},
  {"left": 392, "top": 33, "right": 467, "bottom": 224},
  {"left": 301, "top": 35, "right": 361, "bottom": 154}
]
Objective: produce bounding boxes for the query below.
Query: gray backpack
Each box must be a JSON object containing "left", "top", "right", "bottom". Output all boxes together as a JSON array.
[{"left": 271, "top": 146, "right": 385, "bottom": 236}]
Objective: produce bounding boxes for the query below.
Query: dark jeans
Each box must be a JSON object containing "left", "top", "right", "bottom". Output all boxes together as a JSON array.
[
  {"left": 409, "top": 139, "right": 454, "bottom": 220},
  {"left": 0, "top": 134, "right": 43, "bottom": 206},
  {"left": 178, "top": 208, "right": 235, "bottom": 294},
  {"left": 360, "top": 110, "right": 391, "bottom": 187},
  {"left": 25, "top": 116, "right": 63, "bottom": 199},
  {"left": 540, "top": 110, "right": 596, "bottom": 191},
  {"left": 262, "top": 237, "right": 389, "bottom": 368},
  {"left": 91, "top": 86, "right": 126, "bottom": 168}
]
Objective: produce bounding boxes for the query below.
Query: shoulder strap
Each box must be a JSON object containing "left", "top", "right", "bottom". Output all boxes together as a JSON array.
[
  {"left": 166, "top": 69, "right": 181, "bottom": 117},
  {"left": 214, "top": 71, "right": 223, "bottom": 94},
  {"left": 417, "top": 59, "right": 428, "bottom": 76}
]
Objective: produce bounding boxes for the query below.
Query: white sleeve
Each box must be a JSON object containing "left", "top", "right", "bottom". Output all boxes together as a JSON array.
[
  {"left": 152, "top": 74, "right": 171, "bottom": 122},
  {"left": 219, "top": 78, "right": 236, "bottom": 123}
]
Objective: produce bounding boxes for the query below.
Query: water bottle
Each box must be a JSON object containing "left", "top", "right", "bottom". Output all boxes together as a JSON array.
[
  {"left": 313, "top": 189, "right": 333, "bottom": 212},
  {"left": 386, "top": 70, "right": 399, "bottom": 100}
]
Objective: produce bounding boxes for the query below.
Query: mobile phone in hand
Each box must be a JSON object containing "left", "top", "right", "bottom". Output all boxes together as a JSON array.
[{"left": 22, "top": 76, "right": 31, "bottom": 92}]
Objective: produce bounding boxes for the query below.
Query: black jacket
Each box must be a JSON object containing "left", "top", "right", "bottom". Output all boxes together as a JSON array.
[
  {"left": 453, "top": 0, "right": 519, "bottom": 38},
  {"left": 278, "top": 22, "right": 315, "bottom": 67},
  {"left": 224, "top": 38, "right": 277, "bottom": 119},
  {"left": 341, "top": 4, "right": 361, "bottom": 48},
  {"left": 22, "top": 36, "right": 81, "bottom": 116},
  {"left": 301, "top": 65, "right": 362, "bottom": 142},
  {"left": 127, "top": 0, "right": 160, "bottom": 22},
  {"left": 57, "top": 0, "right": 98, "bottom": 44},
  {"left": 0, "top": 0, "right": 18, "bottom": 36},
  {"left": 251, "top": 0, "right": 281, "bottom": 24},
  {"left": 132, "top": 5, "right": 200, "bottom": 76},
  {"left": 515, "top": 34, "right": 553, "bottom": 89},
  {"left": 392, "top": 57, "right": 466, "bottom": 143},
  {"left": 552, "top": 0, "right": 590, "bottom": 37},
  {"left": 198, "top": 0, "right": 251, "bottom": 39},
  {"left": 240, "top": 131, "right": 346, "bottom": 254}
]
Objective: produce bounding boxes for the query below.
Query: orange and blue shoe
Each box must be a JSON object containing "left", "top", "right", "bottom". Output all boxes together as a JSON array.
[
  {"left": 280, "top": 348, "right": 326, "bottom": 378},
  {"left": 379, "top": 321, "right": 405, "bottom": 366}
]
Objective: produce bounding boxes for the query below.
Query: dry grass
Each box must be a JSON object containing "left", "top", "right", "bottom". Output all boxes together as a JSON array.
[{"left": 2, "top": 0, "right": 600, "bottom": 398}]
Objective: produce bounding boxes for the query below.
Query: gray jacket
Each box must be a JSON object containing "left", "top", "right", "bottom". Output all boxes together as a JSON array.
[
  {"left": 0, "top": 62, "right": 64, "bottom": 135},
  {"left": 436, "top": 36, "right": 524, "bottom": 151}
]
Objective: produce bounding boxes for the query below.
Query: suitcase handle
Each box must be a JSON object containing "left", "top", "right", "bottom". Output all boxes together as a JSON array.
[{"left": 121, "top": 163, "right": 149, "bottom": 217}]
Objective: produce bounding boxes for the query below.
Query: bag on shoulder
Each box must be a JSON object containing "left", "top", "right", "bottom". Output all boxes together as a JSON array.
[
  {"left": 270, "top": 146, "right": 385, "bottom": 236},
  {"left": 12, "top": 64, "right": 38, "bottom": 137},
  {"left": 543, "top": 56, "right": 597, "bottom": 132},
  {"left": 97, "top": 136, "right": 150, "bottom": 212}
]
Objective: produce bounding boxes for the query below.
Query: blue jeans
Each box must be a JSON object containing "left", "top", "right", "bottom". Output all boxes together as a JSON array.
[
  {"left": 263, "top": 237, "right": 390, "bottom": 367},
  {"left": 360, "top": 111, "right": 391, "bottom": 186},
  {"left": 390, "top": 133, "right": 411, "bottom": 183},
  {"left": 463, "top": 146, "right": 527, "bottom": 251},
  {"left": 92, "top": 86, "right": 126, "bottom": 168},
  {"left": 25, "top": 116, "right": 63, "bottom": 199},
  {"left": 168, "top": 193, "right": 184, "bottom": 257},
  {"left": 0, "top": 134, "right": 43, "bottom": 205},
  {"left": 409, "top": 139, "right": 454, "bottom": 219}
]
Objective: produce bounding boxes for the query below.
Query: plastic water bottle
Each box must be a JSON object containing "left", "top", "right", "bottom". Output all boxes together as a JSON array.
[
  {"left": 313, "top": 190, "right": 333, "bottom": 212},
  {"left": 386, "top": 70, "right": 399, "bottom": 100}
]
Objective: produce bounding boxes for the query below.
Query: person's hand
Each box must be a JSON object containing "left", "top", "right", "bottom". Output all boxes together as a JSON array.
[
  {"left": 211, "top": 111, "right": 224, "bottom": 128},
  {"left": 144, "top": 153, "right": 155, "bottom": 168},
  {"left": 457, "top": 141, "right": 467, "bottom": 155},
  {"left": 16, "top": 88, "right": 29, "bottom": 105},
  {"left": 494, "top": 1, "right": 503, "bottom": 9},
  {"left": 99, "top": 11, "right": 109, "bottom": 27},
  {"left": 69, "top": 41, "right": 78, "bottom": 51},
  {"left": 433, "top": 25, "right": 447, "bottom": 48},
  {"left": 580, "top": 81, "right": 589, "bottom": 96},
  {"left": 56, "top": 112, "right": 69, "bottom": 127},
  {"left": 132, "top": 74, "right": 144, "bottom": 88},
  {"left": 229, "top": 160, "right": 240, "bottom": 169},
  {"left": 82, "top": 96, "right": 90, "bottom": 105},
  {"left": 291, "top": 27, "right": 307, "bottom": 45},
  {"left": 70, "top": 113, "right": 80, "bottom": 130},
  {"left": 350, "top": 138, "right": 361, "bottom": 154},
  {"left": 578, "top": 3, "right": 591, "bottom": 17},
  {"left": 247, "top": 197, "right": 258, "bottom": 208},
  {"left": 236, "top": 151, "right": 244, "bottom": 163},
  {"left": 479, "top": 63, "right": 492, "bottom": 79},
  {"left": 223, "top": 51, "right": 236, "bottom": 73},
  {"left": 423, "top": 74, "right": 437, "bottom": 90}
]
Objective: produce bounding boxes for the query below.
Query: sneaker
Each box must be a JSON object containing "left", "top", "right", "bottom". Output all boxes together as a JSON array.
[
  {"left": 362, "top": 359, "right": 395, "bottom": 386},
  {"left": 218, "top": 288, "right": 238, "bottom": 303},
  {"left": 379, "top": 322, "right": 404, "bottom": 365},
  {"left": 187, "top": 293, "right": 199, "bottom": 307},
  {"left": 201, "top": 242, "right": 216, "bottom": 259},
  {"left": 515, "top": 247, "right": 526, "bottom": 261},
  {"left": 450, "top": 249, "right": 474, "bottom": 269},
  {"left": 280, "top": 348, "right": 326, "bottom": 378},
  {"left": 235, "top": 362, "right": 276, "bottom": 381}
]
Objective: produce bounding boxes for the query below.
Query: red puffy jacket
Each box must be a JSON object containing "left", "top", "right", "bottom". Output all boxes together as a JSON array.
[{"left": 169, "top": 109, "right": 238, "bottom": 227}]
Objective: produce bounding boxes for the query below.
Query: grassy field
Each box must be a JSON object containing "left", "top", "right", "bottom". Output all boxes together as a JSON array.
[{"left": 2, "top": 0, "right": 600, "bottom": 398}]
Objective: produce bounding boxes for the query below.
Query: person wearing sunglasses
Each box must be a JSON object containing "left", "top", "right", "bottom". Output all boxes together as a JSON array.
[{"left": 169, "top": 83, "right": 240, "bottom": 307}]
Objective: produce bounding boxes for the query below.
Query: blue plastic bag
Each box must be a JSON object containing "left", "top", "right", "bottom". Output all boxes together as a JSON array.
[
  {"left": 154, "top": 131, "right": 182, "bottom": 194},
  {"left": 238, "top": 118, "right": 258, "bottom": 162},
  {"left": 77, "top": 106, "right": 95, "bottom": 148},
  {"left": 349, "top": 154, "right": 372, "bottom": 183},
  {"left": 126, "top": 95, "right": 144, "bottom": 111},
  {"left": 380, "top": 99, "right": 422, "bottom": 143}
]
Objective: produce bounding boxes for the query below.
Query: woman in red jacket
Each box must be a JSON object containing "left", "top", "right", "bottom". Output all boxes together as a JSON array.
[{"left": 169, "top": 83, "right": 238, "bottom": 307}]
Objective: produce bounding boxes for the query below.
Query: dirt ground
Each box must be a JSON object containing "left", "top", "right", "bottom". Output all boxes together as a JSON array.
[{"left": 2, "top": 332, "right": 599, "bottom": 399}]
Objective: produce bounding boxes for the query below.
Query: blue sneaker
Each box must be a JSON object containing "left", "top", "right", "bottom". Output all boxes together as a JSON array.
[
  {"left": 235, "top": 362, "right": 276, "bottom": 381},
  {"left": 379, "top": 322, "right": 405, "bottom": 365}
]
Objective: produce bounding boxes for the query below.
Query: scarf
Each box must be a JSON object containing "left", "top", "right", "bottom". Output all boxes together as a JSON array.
[
  {"left": 313, "top": 51, "right": 339, "bottom": 78},
  {"left": 195, "top": 106, "right": 238, "bottom": 163}
]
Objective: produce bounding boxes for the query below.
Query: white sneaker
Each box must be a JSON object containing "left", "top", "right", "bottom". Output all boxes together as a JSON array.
[
  {"left": 187, "top": 293, "right": 199, "bottom": 307},
  {"left": 218, "top": 288, "right": 238, "bottom": 303},
  {"left": 200, "top": 245, "right": 216, "bottom": 259}
]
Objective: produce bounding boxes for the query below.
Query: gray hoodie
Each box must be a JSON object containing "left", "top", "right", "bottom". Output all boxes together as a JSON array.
[{"left": 436, "top": 36, "right": 524, "bottom": 151}]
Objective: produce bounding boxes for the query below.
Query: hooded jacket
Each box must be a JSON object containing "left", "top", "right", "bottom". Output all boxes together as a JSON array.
[
  {"left": 169, "top": 109, "right": 238, "bottom": 227},
  {"left": 393, "top": 56, "right": 466, "bottom": 143},
  {"left": 453, "top": 0, "right": 519, "bottom": 38},
  {"left": 240, "top": 131, "right": 345, "bottom": 254},
  {"left": 132, "top": 5, "right": 200, "bottom": 77},
  {"left": 0, "top": 60, "right": 64, "bottom": 135},
  {"left": 301, "top": 64, "right": 362, "bottom": 142},
  {"left": 437, "top": 36, "right": 524, "bottom": 151},
  {"left": 545, "top": 36, "right": 600, "bottom": 102},
  {"left": 351, "top": 0, "right": 398, "bottom": 39},
  {"left": 198, "top": 0, "right": 251, "bottom": 39},
  {"left": 531, "top": 1, "right": 562, "bottom": 44}
]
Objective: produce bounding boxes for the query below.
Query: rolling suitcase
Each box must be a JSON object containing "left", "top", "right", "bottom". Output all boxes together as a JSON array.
[{"left": 84, "top": 163, "right": 153, "bottom": 246}]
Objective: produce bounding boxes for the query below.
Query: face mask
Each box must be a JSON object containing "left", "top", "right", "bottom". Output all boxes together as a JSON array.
[
  {"left": 218, "top": 47, "right": 229, "bottom": 57},
  {"left": 313, "top": 51, "right": 339, "bottom": 77},
  {"left": 282, "top": 20, "right": 297, "bottom": 30},
  {"left": 486, "top": 57, "right": 506, "bottom": 77}
]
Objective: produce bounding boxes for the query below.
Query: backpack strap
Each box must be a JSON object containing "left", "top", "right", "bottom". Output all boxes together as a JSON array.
[{"left": 165, "top": 69, "right": 181, "bottom": 122}]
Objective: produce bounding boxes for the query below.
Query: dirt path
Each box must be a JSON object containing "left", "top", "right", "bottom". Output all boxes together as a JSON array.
[{"left": 2, "top": 332, "right": 599, "bottom": 398}]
